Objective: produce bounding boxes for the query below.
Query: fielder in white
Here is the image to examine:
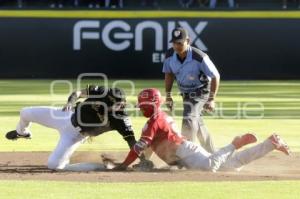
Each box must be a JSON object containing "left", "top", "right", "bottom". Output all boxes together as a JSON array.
[{"left": 5, "top": 85, "right": 137, "bottom": 171}]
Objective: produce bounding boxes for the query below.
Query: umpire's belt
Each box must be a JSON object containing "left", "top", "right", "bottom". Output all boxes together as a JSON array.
[
  {"left": 71, "top": 113, "right": 82, "bottom": 132},
  {"left": 181, "top": 88, "right": 208, "bottom": 99}
]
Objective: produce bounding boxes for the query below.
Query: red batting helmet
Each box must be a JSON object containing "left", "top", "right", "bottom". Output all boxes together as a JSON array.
[{"left": 137, "top": 88, "right": 163, "bottom": 117}]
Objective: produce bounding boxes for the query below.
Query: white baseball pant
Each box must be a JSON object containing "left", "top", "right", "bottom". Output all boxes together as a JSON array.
[
  {"left": 16, "top": 106, "right": 104, "bottom": 171},
  {"left": 176, "top": 139, "right": 275, "bottom": 172}
]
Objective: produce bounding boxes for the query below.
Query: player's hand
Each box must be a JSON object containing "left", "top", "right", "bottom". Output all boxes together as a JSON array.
[
  {"left": 101, "top": 154, "right": 127, "bottom": 171},
  {"left": 166, "top": 96, "right": 174, "bottom": 111},
  {"left": 113, "top": 163, "right": 128, "bottom": 171},
  {"left": 62, "top": 103, "right": 73, "bottom": 112},
  {"left": 204, "top": 99, "right": 215, "bottom": 112}
]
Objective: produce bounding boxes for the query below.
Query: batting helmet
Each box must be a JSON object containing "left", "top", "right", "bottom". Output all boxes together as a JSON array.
[{"left": 137, "top": 88, "right": 163, "bottom": 117}]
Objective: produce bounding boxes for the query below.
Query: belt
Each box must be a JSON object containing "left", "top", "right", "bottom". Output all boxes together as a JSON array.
[
  {"left": 181, "top": 88, "right": 209, "bottom": 99},
  {"left": 70, "top": 113, "right": 82, "bottom": 132}
]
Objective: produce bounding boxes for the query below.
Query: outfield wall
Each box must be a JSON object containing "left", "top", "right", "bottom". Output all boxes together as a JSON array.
[{"left": 0, "top": 11, "right": 299, "bottom": 79}]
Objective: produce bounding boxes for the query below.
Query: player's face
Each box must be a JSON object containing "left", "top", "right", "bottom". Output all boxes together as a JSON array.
[
  {"left": 138, "top": 103, "right": 156, "bottom": 118},
  {"left": 172, "top": 39, "right": 189, "bottom": 55}
]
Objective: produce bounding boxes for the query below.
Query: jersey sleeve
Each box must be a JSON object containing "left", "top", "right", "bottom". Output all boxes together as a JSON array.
[
  {"left": 131, "top": 121, "right": 158, "bottom": 156},
  {"left": 162, "top": 58, "right": 172, "bottom": 73},
  {"left": 200, "top": 55, "right": 220, "bottom": 79},
  {"left": 121, "top": 121, "right": 157, "bottom": 167},
  {"left": 110, "top": 113, "right": 136, "bottom": 149},
  {"left": 139, "top": 121, "right": 157, "bottom": 147}
]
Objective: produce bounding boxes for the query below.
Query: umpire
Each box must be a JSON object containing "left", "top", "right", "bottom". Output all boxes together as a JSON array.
[{"left": 162, "top": 27, "right": 220, "bottom": 153}]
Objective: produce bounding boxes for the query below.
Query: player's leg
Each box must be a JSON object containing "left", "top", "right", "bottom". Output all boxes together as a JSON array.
[
  {"left": 181, "top": 116, "right": 198, "bottom": 143},
  {"left": 182, "top": 96, "right": 215, "bottom": 153},
  {"left": 176, "top": 140, "right": 211, "bottom": 170},
  {"left": 221, "top": 134, "right": 291, "bottom": 171},
  {"left": 205, "top": 133, "right": 257, "bottom": 171},
  {"left": 177, "top": 133, "right": 257, "bottom": 171},
  {"left": 48, "top": 136, "right": 106, "bottom": 171},
  {"left": 181, "top": 97, "right": 214, "bottom": 153},
  {"left": 15, "top": 106, "right": 72, "bottom": 136},
  {"left": 196, "top": 117, "right": 215, "bottom": 153},
  {"left": 47, "top": 132, "right": 85, "bottom": 170},
  {"left": 182, "top": 97, "right": 196, "bottom": 141},
  {"left": 176, "top": 140, "right": 234, "bottom": 171},
  {"left": 47, "top": 123, "right": 104, "bottom": 171}
]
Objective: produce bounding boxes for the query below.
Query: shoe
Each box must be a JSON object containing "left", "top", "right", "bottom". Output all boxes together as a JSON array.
[
  {"left": 232, "top": 133, "right": 257, "bottom": 149},
  {"left": 5, "top": 130, "right": 31, "bottom": 140},
  {"left": 269, "top": 134, "right": 291, "bottom": 155}
]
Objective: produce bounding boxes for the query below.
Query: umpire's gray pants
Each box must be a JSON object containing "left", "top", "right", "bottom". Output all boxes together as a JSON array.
[{"left": 181, "top": 95, "right": 215, "bottom": 153}]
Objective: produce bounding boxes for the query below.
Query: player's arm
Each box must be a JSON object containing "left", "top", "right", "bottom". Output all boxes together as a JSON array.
[
  {"left": 114, "top": 138, "right": 150, "bottom": 171},
  {"left": 201, "top": 56, "right": 220, "bottom": 112},
  {"left": 164, "top": 73, "right": 175, "bottom": 111},
  {"left": 209, "top": 77, "right": 219, "bottom": 101},
  {"left": 114, "top": 123, "right": 157, "bottom": 170},
  {"left": 162, "top": 53, "right": 175, "bottom": 111},
  {"left": 62, "top": 89, "right": 87, "bottom": 111},
  {"left": 63, "top": 85, "right": 106, "bottom": 111},
  {"left": 110, "top": 114, "right": 137, "bottom": 148}
]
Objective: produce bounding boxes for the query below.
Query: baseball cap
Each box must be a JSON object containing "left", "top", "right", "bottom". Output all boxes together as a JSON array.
[{"left": 169, "top": 27, "right": 189, "bottom": 43}]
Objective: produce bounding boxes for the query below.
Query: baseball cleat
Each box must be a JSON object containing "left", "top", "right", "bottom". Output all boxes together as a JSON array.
[
  {"left": 5, "top": 130, "right": 31, "bottom": 140},
  {"left": 232, "top": 133, "right": 257, "bottom": 149},
  {"left": 269, "top": 134, "right": 291, "bottom": 155}
]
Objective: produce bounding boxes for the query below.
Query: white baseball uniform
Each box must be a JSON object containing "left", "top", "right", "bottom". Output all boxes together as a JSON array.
[
  {"left": 122, "top": 110, "right": 278, "bottom": 172},
  {"left": 16, "top": 106, "right": 104, "bottom": 171}
]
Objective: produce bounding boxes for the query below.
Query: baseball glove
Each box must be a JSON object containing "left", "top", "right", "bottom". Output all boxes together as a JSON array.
[{"left": 132, "top": 159, "right": 154, "bottom": 171}]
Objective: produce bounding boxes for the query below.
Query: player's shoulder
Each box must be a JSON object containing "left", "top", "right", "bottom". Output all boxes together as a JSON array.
[
  {"left": 156, "top": 111, "right": 171, "bottom": 125},
  {"left": 164, "top": 47, "right": 174, "bottom": 59},
  {"left": 191, "top": 46, "right": 206, "bottom": 63}
]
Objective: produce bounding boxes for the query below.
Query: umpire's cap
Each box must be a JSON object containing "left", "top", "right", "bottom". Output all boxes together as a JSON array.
[{"left": 169, "top": 27, "right": 189, "bottom": 43}]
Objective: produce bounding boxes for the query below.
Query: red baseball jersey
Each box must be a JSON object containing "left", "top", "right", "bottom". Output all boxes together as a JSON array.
[
  {"left": 141, "top": 111, "right": 183, "bottom": 149},
  {"left": 122, "top": 111, "right": 184, "bottom": 166}
]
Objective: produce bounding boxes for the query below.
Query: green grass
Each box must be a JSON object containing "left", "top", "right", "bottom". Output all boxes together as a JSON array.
[
  {"left": 0, "top": 181, "right": 299, "bottom": 199},
  {"left": 0, "top": 79, "right": 299, "bottom": 151},
  {"left": 0, "top": 79, "right": 300, "bottom": 198}
]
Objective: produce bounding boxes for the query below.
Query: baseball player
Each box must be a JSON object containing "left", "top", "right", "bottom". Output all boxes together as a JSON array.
[
  {"left": 114, "top": 88, "right": 290, "bottom": 171},
  {"left": 163, "top": 27, "right": 220, "bottom": 153},
  {"left": 5, "top": 85, "right": 137, "bottom": 171}
]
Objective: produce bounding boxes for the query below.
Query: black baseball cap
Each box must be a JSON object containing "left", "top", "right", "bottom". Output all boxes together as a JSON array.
[{"left": 169, "top": 27, "right": 189, "bottom": 43}]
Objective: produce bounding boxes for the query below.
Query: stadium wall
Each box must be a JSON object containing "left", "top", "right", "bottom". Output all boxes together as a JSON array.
[{"left": 0, "top": 10, "right": 299, "bottom": 79}]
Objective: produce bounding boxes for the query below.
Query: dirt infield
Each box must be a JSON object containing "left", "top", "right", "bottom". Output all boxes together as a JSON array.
[{"left": 0, "top": 151, "right": 300, "bottom": 182}]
